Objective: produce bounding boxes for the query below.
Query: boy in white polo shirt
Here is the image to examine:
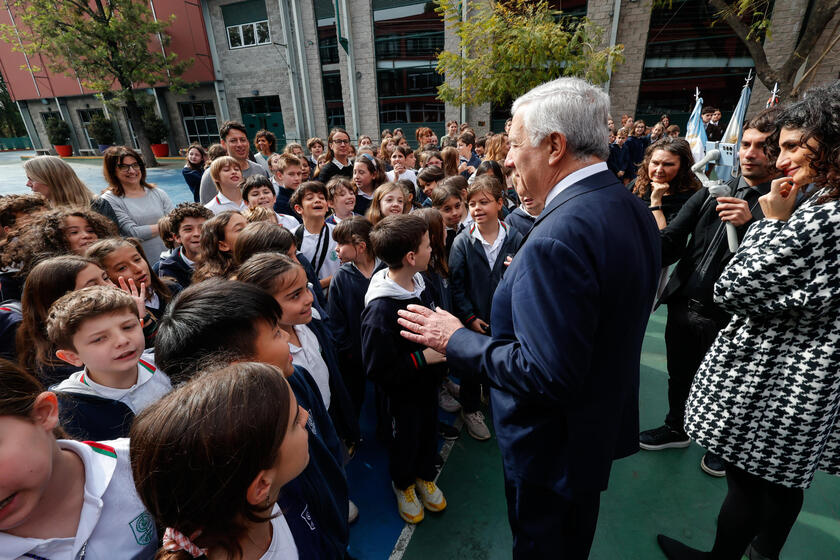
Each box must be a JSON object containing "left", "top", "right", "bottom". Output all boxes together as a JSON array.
[
  {"left": 205, "top": 156, "right": 248, "bottom": 215},
  {"left": 48, "top": 286, "right": 172, "bottom": 441}
]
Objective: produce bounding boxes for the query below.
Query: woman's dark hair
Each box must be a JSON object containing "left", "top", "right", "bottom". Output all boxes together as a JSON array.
[
  {"left": 632, "top": 137, "right": 702, "bottom": 198},
  {"left": 193, "top": 211, "right": 242, "bottom": 282},
  {"left": 253, "top": 129, "right": 277, "bottom": 153},
  {"left": 184, "top": 144, "right": 206, "bottom": 172},
  {"left": 16, "top": 255, "right": 99, "bottom": 374},
  {"left": 475, "top": 160, "right": 505, "bottom": 185},
  {"left": 130, "top": 362, "right": 291, "bottom": 559},
  {"left": 414, "top": 207, "right": 448, "bottom": 277},
  {"left": 1, "top": 207, "right": 117, "bottom": 277},
  {"left": 86, "top": 237, "right": 173, "bottom": 307},
  {"left": 237, "top": 252, "right": 301, "bottom": 295},
  {"left": 768, "top": 84, "right": 840, "bottom": 203},
  {"left": 154, "top": 279, "right": 284, "bottom": 382},
  {"left": 102, "top": 146, "right": 154, "bottom": 196},
  {"left": 233, "top": 221, "right": 296, "bottom": 265}
]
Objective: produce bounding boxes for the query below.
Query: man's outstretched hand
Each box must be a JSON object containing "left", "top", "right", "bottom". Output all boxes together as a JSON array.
[{"left": 397, "top": 304, "right": 465, "bottom": 355}]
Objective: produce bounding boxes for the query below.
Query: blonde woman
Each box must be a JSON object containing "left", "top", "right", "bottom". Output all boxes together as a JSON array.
[{"left": 24, "top": 155, "right": 118, "bottom": 227}]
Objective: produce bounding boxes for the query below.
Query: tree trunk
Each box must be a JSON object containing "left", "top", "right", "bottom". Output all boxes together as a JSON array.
[{"left": 123, "top": 90, "right": 158, "bottom": 168}]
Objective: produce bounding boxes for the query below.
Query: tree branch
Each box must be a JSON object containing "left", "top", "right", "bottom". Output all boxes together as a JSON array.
[
  {"left": 780, "top": 0, "right": 840, "bottom": 79},
  {"left": 707, "top": 0, "right": 777, "bottom": 82}
]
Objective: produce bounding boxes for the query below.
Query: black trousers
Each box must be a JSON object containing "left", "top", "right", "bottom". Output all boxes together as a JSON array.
[
  {"left": 708, "top": 463, "right": 804, "bottom": 559},
  {"left": 504, "top": 478, "right": 601, "bottom": 559},
  {"left": 387, "top": 384, "right": 439, "bottom": 489},
  {"left": 458, "top": 365, "right": 483, "bottom": 413},
  {"left": 338, "top": 353, "right": 365, "bottom": 420},
  {"left": 664, "top": 299, "right": 723, "bottom": 432}
]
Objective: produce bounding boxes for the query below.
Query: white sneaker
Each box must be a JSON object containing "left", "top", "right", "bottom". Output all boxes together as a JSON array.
[
  {"left": 443, "top": 377, "right": 461, "bottom": 399},
  {"left": 415, "top": 478, "right": 447, "bottom": 512},
  {"left": 392, "top": 482, "right": 424, "bottom": 523},
  {"left": 461, "top": 410, "right": 491, "bottom": 441},
  {"left": 439, "top": 386, "right": 461, "bottom": 413},
  {"left": 348, "top": 499, "right": 359, "bottom": 524}
]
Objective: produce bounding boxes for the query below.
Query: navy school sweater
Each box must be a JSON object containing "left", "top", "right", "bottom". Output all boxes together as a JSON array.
[
  {"left": 308, "top": 311, "right": 361, "bottom": 447},
  {"left": 287, "top": 364, "right": 349, "bottom": 558},
  {"left": 298, "top": 252, "right": 328, "bottom": 312},
  {"left": 274, "top": 185, "right": 298, "bottom": 218},
  {"left": 360, "top": 270, "right": 447, "bottom": 401},
  {"left": 504, "top": 207, "right": 536, "bottom": 238},
  {"left": 449, "top": 222, "right": 523, "bottom": 327},
  {"left": 353, "top": 194, "right": 372, "bottom": 217},
  {"left": 157, "top": 247, "right": 194, "bottom": 290},
  {"left": 327, "top": 260, "right": 386, "bottom": 360}
]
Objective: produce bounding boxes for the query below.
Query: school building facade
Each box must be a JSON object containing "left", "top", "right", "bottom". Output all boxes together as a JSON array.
[{"left": 1, "top": 0, "right": 838, "bottom": 156}]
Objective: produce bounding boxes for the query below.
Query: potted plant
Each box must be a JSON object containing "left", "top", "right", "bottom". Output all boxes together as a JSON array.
[
  {"left": 45, "top": 118, "right": 73, "bottom": 157},
  {"left": 88, "top": 114, "right": 115, "bottom": 154},
  {"left": 143, "top": 111, "right": 169, "bottom": 157}
]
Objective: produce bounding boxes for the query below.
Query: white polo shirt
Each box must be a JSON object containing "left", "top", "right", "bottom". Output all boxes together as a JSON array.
[
  {"left": 0, "top": 439, "right": 157, "bottom": 559},
  {"left": 205, "top": 192, "right": 248, "bottom": 215},
  {"left": 470, "top": 220, "right": 508, "bottom": 269},
  {"left": 290, "top": 323, "right": 331, "bottom": 409}
]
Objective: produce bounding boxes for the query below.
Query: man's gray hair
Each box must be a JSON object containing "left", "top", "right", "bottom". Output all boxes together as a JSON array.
[{"left": 512, "top": 77, "right": 610, "bottom": 161}]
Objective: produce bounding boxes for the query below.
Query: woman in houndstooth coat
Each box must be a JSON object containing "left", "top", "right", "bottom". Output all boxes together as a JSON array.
[{"left": 658, "top": 85, "right": 840, "bottom": 560}]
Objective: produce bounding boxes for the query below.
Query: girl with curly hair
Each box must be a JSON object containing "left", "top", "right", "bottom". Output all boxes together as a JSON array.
[{"left": 0, "top": 207, "right": 117, "bottom": 279}]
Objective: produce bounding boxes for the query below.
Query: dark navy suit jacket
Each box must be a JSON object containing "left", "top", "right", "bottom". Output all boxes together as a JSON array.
[{"left": 447, "top": 168, "right": 661, "bottom": 496}]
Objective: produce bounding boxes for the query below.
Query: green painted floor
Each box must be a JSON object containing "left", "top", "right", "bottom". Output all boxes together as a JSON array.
[{"left": 402, "top": 308, "right": 840, "bottom": 559}]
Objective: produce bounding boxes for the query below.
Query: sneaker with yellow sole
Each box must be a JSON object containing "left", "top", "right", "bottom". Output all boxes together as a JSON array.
[
  {"left": 414, "top": 479, "right": 447, "bottom": 512},
  {"left": 392, "top": 482, "right": 424, "bottom": 523}
]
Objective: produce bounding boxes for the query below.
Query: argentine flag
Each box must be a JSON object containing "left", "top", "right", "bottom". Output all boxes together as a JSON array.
[
  {"left": 717, "top": 80, "right": 752, "bottom": 180},
  {"left": 684, "top": 93, "right": 707, "bottom": 165}
]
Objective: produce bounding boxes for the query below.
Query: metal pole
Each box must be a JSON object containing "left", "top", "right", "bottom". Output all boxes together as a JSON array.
[
  {"left": 337, "top": 0, "right": 360, "bottom": 139},
  {"left": 604, "top": 0, "right": 621, "bottom": 95}
]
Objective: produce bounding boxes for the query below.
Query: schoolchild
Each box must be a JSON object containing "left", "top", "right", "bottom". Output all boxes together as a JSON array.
[
  {"left": 154, "top": 280, "right": 349, "bottom": 557},
  {"left": 607, "top": 128, "right": 630, "bottom": 182},
  {"left": 152, "top": 202, "right": 214, "bottom": 289},
  {"left": 449, "top": 176, "right": 523, "bottom": 441},
  {"left": 0, "top": 192, "right": 47, "bottom": 241},
  {"left": 231, "top": 221, "right": 327, "bottom": 312},
  {"left": 191, "top": 210, "right": 247, "bottom": 283},
  {"left": 47, "top": 286, "right": 172, "bottom": 441},
  {"left": 87, "top": 237, "right": 180, "bottom": 346},
  {"left": 325, "top": 177, "right": 358, "bottom": 225},
  {"left": 416, "top": 166, "right": 445, "bottom": 207},
  {"left": 430, "top": 180, "right": 469, "bottom": 255},
  {"left": 242, "top": 174, "right": 300, "bottom": 230},
  {"left": 131, "top": 362, "right": 307, "bottom": 559},
  {"left": 456, "top": 131, "right": 481, "bottom": 178},
  {"left": 504, "top": 171, "right": 543, "bottom": 237},
  {"left": 418, "top": 150, "right": 443, "bottom": 170},
  {"left": 306, "top": 137, "right": 325, "bottom": 172},
  {"left": 269, "top": 153, "right": 305, "bottom": 219},
  {"left": 361, "top": 214, "right": 448, "bottom": 524},
  {"left": 237, "top": 253, "right": 359, "bottom": 451},
  {"left": 16, "top": 255, "right": 137, "bottom": 387},
  {"left": 204, "top": 156, "right": 247, "bottom": 215},
  {"left": 328, "top": 217, "right": 383, "bottom": 417},
  {"left": 366, "top": 182, "right": 407, "bottom": 226},
  {"left": 352, "top": 154, "right": 386, "bottom": 216},
  {"left": 386, "top": 146, "right": 418, "bottom": 187},
  {"left": 0, "top": 359, "right": 157, "bottom": 559},
  {"left": 289, "top": 181, "right": 340, "bottom": 289}
]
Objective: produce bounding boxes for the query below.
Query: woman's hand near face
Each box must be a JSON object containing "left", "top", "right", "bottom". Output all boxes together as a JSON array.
[
  {"left": 650, "top": 182, "right": 670, "bottom": 205},
  {"left": 759, "top": 177, "right": 800, "bottom": 221}
]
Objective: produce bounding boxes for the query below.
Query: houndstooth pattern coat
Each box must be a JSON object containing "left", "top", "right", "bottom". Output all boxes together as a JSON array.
[{"left": 685, "top": 190, "right": 840, "bottom": 488}]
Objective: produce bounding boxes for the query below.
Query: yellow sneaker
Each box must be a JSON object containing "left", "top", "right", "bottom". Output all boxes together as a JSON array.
[
  {"left": 415, "top": 479, "right": 447, "bottom": 512},
  {"left": 392, "top": 482, "right": 424, "bottom": 523}
]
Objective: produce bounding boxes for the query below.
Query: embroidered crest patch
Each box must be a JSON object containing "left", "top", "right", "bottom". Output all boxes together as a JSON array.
[{"left": 129, "top": 511, "right": 155, "bottom": 545}]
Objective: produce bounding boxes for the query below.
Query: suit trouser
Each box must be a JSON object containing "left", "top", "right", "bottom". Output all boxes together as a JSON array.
[
  {"left": 504, "top": 478, "right": 601, "bottom": 559},
  {"left": 664, "top": 299, "right": 722, "bottom": 432},
  {"left": 387, "top": 384, "right": 439, "bottom": 489}
]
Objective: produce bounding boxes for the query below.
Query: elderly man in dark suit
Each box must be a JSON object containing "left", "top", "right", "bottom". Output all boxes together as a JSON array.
[{"left": 398, "top": 77, "right": 661, "bottom": 558}]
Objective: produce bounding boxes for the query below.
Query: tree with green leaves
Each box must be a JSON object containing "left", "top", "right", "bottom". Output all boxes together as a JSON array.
[
  {"left": 0, "top": 0, "right": 192, "bottom": 165},
  {"left": 691, "top": 0, "right": 839, "bottom": 101},
  {"left": 434, "top": 0, "right": 624, "bottom": 107},
  {"left": 0, "top": 76, "right": 26, "bottom": 138}
]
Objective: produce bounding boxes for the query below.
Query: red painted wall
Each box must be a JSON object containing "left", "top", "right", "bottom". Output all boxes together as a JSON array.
[{"left": 0, "top": 0, "right": 214, "bottom": 102}]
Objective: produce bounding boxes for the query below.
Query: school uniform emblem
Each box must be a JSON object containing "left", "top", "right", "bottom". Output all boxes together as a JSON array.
[{"left": 129, "top": 511, "right": 155, "bottom": 545}]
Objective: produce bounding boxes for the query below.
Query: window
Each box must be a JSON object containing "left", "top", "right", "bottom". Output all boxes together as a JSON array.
[
  {"left": 77, "top": 108, "right": 104, "bottom": 149},
  {"left": 227, "top": 21, "right": 270, "bottom": 49},
  {"left": 222, "top": 0, "right": 270, "bottom": 49},
  {"left": 40, "top": 111, "right": 62, "bottom": 129},
  {"left": 179, "top": 101, "right": 218, "bottom": 147}
]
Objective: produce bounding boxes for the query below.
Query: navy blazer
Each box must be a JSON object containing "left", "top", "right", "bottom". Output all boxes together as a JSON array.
[{"left": 447, "top": 169, "right": 661, "bottom": 496}]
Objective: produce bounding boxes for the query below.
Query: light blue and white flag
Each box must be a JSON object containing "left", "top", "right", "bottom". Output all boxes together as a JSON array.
[
  {"left": 717, "top": 75, "right": 753, "bottom": 180},
  {"left": 684, "top": 88, "right": 707, "bottom": 165}
]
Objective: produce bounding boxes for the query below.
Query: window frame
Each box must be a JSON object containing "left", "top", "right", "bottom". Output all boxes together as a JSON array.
[{"left": 226, "top": 20, "right": 271, "bottom": 50}]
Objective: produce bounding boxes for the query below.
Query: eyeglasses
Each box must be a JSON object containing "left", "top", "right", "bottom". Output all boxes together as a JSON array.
[
  {"left": 117, "top": 163, "right": 141, "bottom": 171},
  {"left": 332, "top": 139, "right": 350, "bottom": 145}
]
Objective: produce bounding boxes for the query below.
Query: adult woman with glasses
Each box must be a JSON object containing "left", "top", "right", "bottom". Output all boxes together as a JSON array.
[
  {"left": 317, "top": 128, "right": 354, "bottom": 185},
  {"left": 101, "top": 146, "right": 174, "bottom": 265}
]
